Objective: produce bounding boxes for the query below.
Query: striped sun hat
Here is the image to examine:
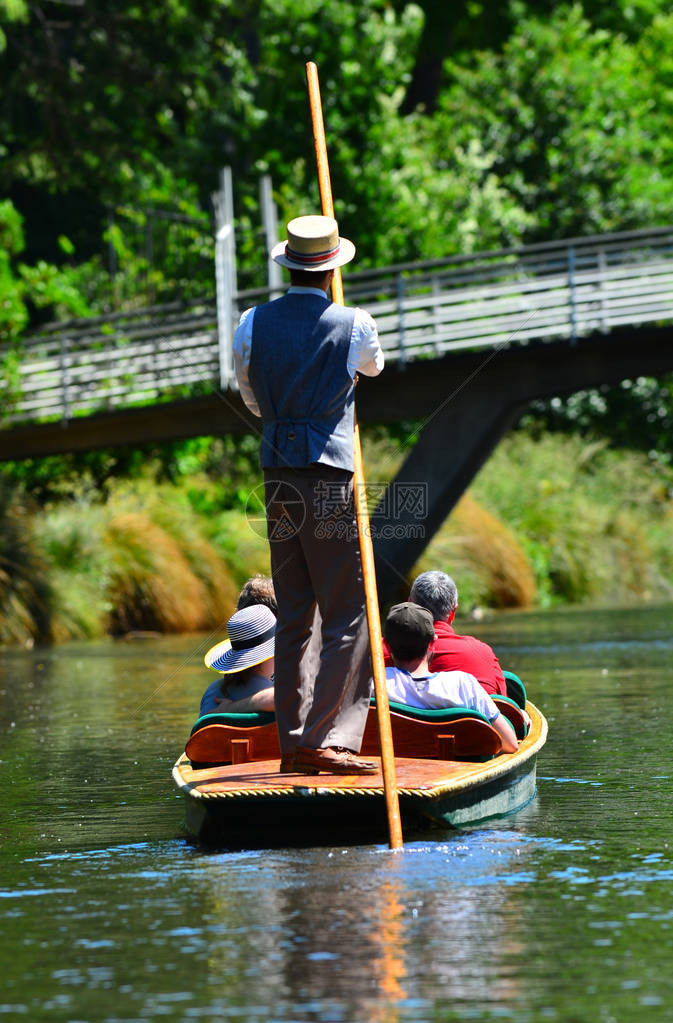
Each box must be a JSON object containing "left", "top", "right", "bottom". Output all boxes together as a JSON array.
[
  {"left": 204, "top": 605, "right": 276, "bottom": 674},
  {"left": 270, "top": 215, "right": 355, "bottom": 271}
]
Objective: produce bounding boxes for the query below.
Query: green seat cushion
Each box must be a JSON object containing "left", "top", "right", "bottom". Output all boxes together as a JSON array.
[
  {"left": 503, "top": 671, "right": 527, "bottom": 708},
  {"left": 494, "top": 693, "right": 522, "bottom": 712},
  {"left": 492, "top": 693, "right": 530, "bottom": 737},
  {"left": 370, "top": 696, "right": 491, "bottom": 725},
  {"left": 190, "top": 711, "right": 276, "bottom": 736}
]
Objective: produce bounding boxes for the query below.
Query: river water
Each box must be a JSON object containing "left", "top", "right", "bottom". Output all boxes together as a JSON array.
[{"left": 1, "top": 603, "right": 672, "bottom": 1022}]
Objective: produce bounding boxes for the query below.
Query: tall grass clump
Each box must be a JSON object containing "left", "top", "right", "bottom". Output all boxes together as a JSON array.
[
  {"left": 36, "top": 481, "right": 241, "bottom": 639},
  {"left": 104, "top": 483, "right": 240, "bottom": 632},
  {"left": 413, "top": 493, "right": 537, "bottom": 612},
  {"left": 0, "top": 483, "right": 51, "bottom": 645},
  {"left": 103, "top": 511, "right": 211, "bottom": 634},
  {"left": 38, "top": 502, "right": 110, "bottom": 641},
  {"left": 472, "top": 431, "right": 673, "bottom": 605},
  {"left": 101, "top": 482, "right": 239, "bottom": 634}
]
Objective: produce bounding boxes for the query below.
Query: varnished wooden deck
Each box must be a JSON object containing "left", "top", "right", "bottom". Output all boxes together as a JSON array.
[{"left": 174, "top": 703, "right": 547, "bottom": 803}]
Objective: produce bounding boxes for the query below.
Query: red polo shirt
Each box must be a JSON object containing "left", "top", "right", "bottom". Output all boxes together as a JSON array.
[{"left": 383, "top": 619, "right": 507, "bottom": 696}]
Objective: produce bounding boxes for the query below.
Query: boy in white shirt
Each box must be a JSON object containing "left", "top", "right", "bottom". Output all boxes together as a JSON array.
[{"left": 383, "top": 602, "right": 519, "bottom": 754}]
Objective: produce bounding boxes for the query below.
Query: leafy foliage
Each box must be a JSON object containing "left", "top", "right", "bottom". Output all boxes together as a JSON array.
[
  {"left": 521, "top": 376, "right": 673, "bottom": 466},
  {"left": 2, "top": 2, "right": 673, "bottom": 498},
  {"left": 4, "top": 2, "right": 673, "bottom": 276},
  {"left": 0, "top": 481, "right": 51, "bottom": 644},
  {"left": 438, "top": 5, "right": 673, "bottom": 239}
]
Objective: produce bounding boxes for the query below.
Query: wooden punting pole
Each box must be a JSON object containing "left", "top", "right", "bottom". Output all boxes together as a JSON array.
[{"left": 305, "top": 61, "right": 403, "bottom": 850}]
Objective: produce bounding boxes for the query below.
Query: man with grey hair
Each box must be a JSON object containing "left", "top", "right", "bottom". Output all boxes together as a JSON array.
[
  {"left": 403, "top": 570, "right": 507, "bottom": 696},
  {"left": 410, "top": 570, "right": 459, "bottom": 621}
]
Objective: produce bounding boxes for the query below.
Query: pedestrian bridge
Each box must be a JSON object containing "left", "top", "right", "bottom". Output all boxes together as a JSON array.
[{"left": 3, "top": 226, "right": 673, "bottom": 600}]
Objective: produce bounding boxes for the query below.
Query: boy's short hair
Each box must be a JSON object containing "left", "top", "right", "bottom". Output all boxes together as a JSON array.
[{"left": 384, "top": 602, "right": 435, "bottom": 661}]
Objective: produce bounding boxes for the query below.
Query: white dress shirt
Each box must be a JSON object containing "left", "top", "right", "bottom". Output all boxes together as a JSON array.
[
  {"left": 233, "top": 286, "right": 384, "bottom": 417},
  {"left": 385, "top": 665, "right": 500, "bottom": 722}
]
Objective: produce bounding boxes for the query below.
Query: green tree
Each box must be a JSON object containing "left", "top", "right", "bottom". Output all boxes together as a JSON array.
[
  {"left": 438, "top": 5, "right": 673, "bottom": 239},
  {"left": 0, "top": 199, "right": 93, "bottom": 336},
  {"left": 0, "top": 0, "right": 27, "bottom": 51},
  {"left": 0, "top": 199, "right": 28, "bottom": 340}
]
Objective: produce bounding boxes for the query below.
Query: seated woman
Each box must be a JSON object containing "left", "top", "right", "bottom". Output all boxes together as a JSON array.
[
  {"left": 200, "top": 604, "right": 276, "bottom": 715},
  {"left": 382, "top": 602, "right": 519, "bottom": 753}
]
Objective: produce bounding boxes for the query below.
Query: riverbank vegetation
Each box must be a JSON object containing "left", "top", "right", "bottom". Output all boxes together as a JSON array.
[
  {"left": 3, "top": 2, "right": 673, "bottom": 455},
  {"left": 1, "top": 429, "right": 671, "bottom": 646},
  {"left": 2, "top": 3, "right": 673, "bottom": 644}
]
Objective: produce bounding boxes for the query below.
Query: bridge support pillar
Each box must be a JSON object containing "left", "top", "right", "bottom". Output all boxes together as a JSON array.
[
  {"left": 367, "top": 324, "right": 673, "bottom": 605},
  {"left": 371, "top": 384, "right": 524, "bottom": 604}
]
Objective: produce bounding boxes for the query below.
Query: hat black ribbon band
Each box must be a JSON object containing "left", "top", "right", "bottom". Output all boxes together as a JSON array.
[{"left": 230, "top": 624, "right": 276, "bottom": 651}]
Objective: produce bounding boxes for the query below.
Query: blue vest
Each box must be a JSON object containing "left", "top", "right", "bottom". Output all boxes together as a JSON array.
[{"left": 249, "top": 292, "right": 356, "bottom": 471}]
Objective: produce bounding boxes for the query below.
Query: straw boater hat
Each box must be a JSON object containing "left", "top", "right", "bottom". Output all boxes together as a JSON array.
[
  {"left": 270, "top": 215, "right": 355, "bottom": 271},
  {"left": 204, "top": 605, "right": 276, "bottom": 674}
]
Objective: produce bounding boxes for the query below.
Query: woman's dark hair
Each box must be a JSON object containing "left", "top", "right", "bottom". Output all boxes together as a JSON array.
[{"left": 236, "top": 575, "right": 277, "bottom": 615}]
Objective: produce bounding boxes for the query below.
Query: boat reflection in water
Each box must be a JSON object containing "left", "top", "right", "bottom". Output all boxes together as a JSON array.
[{"left": 190, "top": 831, "right": 532, "bottom": 1020}]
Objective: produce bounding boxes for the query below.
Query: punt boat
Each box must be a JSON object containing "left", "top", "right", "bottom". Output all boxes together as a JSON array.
[{"left": 172, "top": 672, "right": 547, "bottom": 847}]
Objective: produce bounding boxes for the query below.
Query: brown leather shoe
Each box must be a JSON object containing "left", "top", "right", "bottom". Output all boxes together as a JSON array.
[
  {"left": 279, "top": 755, "right": 296, "bottom": 774},
  {"left": 293, "top": 746, "right": 378, "bottom": 775}
]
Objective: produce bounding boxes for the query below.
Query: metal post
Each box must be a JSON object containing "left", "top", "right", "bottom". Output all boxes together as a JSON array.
[
  {"left": 597, "top": 247, "right": 608, "bottom": 333},
  {"left": 431, "top": 273, "right": 442, "bottom": 355},
  {"left": 59, "top": 334, "right": 71, "bottom": 423},
  {"left": 213, "top": 167, "right": 238, "bottom": 389},
  {"left": 396, "top": 271, "right": 407, "bottom": 367},
  {"left": 260, "top": 175, "right": 283, "bottom": 299},
  {"left": 568, "top": 245, "right": 578, "bottom": 344}
]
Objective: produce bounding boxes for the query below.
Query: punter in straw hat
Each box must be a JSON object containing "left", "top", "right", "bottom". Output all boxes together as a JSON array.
[
  {"left": 233, "top": 214, "right": 384, "bottom": 775},
  {"left": 199, "top": 605, "right": 276, "bottom": 716}
]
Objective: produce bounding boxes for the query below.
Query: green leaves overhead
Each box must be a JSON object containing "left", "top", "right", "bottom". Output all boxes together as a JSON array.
[
  {"left": 2, "top": 2, "right": 673, "bottom": 307},
  {"left": 439, "top": 5, "right": 673, "bottom": 239}
]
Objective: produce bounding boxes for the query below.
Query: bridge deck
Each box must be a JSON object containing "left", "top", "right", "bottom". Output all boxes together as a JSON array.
[{"left": 3, "top": 226, "right": 673, "bottom": 431}]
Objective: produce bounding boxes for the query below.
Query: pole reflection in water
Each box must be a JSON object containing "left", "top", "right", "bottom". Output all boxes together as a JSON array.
[{"left": 370, "top": 876, "right": 407, "bottom": 1016}]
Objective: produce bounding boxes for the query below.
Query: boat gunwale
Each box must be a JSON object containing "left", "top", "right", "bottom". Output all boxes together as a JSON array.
[{"left": 172, "top": 702, "right": 547, "bottom": 803}]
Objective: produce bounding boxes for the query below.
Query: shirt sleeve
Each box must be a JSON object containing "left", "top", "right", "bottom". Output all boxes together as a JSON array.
[
  {"left": 200, "top": 679, "right": 223, "bottom": 716},
  {"left": 347, "top": 308, "right": 385, "bottom": 379},
  {"left": 429, "top": 670, "right": 501, "bottom": 721},
  {"left": 465, "top": 680, "right": 500, "bottom": 722},
  {"left": 233, "top": 307, "right": 261, "bottom": 417}
]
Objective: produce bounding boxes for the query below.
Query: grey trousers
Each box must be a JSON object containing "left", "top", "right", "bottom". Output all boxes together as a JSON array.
[{"left": 264, "top": 466, "right": 372, "bottom": 756}]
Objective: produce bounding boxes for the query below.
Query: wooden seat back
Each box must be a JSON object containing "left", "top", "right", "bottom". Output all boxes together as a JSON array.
[
  {"left": 186, "top": 720, "right": 280, "bottom": 766},
  {"left": 360, "top": 705, "right": 502, "bottom": 760},
  {"left": 492, "top": 696, "right": 528, "bottom": 739},
  {"left": 186, "top": 701, "right": 506, "bottom": 766}
]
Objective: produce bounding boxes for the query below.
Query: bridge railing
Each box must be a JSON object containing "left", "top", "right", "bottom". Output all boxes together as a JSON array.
[
  {"left": 345, "top": 226, "right": 673, "bottom": 364},
  {"left": 2, "top": 300, "right": 218, "bottom": 425},
  {"left": 3, "top": 226, "right": 673, "bottom": 426}
]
